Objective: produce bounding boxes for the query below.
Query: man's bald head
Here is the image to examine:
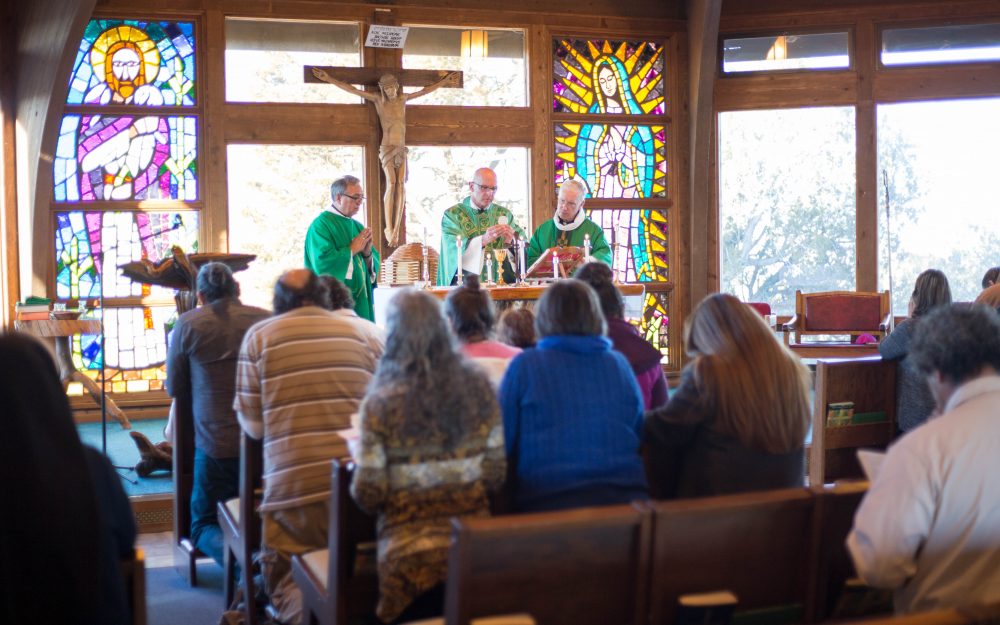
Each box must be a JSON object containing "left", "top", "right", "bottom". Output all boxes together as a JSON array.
[
  {"left": 273, "top": 268, "right": 330, "bottom": 314},
  {"left": 469, "top": 167, "right": 498, "bottom": 210}
]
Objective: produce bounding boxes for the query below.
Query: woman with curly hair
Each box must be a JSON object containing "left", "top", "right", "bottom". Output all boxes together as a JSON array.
[{"left": 351, "top": 290, "right": 505, "bottom": 623}]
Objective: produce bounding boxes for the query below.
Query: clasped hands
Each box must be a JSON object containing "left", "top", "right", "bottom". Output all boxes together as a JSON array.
[
  {"left": 483, "top": 224, "right": 515, "bottom": 246},
  {"left": 350, "top": 228, "right": 374, "bottom": 256}
]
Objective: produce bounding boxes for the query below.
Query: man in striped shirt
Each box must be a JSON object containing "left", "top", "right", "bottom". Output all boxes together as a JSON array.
[{"left": 234, "top": 268, "right": 383, "bottom": 625}]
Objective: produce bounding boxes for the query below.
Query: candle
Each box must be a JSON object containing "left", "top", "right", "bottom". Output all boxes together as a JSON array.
[
  {"left": 584, "top": 233, "right": 592, "bottom": 262},
  {"left": 553, "top": 251, "right": 560, "bottom": 280},
  {"left": 456, "top": 234, "right": 463, "bottom": 284},
  {"left": 486, "top": 251, "right": 494, "bottom": 284},
  {"left": 518, "top": 237, "right": 527, "bottom": 284}
]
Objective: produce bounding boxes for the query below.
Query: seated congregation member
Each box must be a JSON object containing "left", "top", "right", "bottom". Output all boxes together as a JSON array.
[
  {"left": 234, "top": 269, "right": 384, "bottom": 625},
  {"left": 878, "top": 269, "right": 951, "bottom": 434},
  {"left": 575, "top": 261, "right": 668, "bottom": 410},
  {"left": 848, "top": 304, "right": 1000, "bottom": 613},
  {"left": 320, "top": 274, "right": 386, "bottom": 346},
  {"left": 445, "top": 274, "right": 521, "bottom": 386},
  {"left": 974, "top": 282, "right": 1000, "bottom": 313},
  {"left": 981, "top": 265, "right": 999, "bottom": 289},
  {"left": 353, "top": 290, "right": 505, "bottom": 624},
  {"left": 1, "top": 333, "right": 136, "bottom": 625},
  {"left": 643, "top": 293, "right": 809, "bottom": 500},
  {"left": 497, "top": 307, "right": 537, "bottom": 349},
  {"left": 499, "top": 279, "right": 648, "bottom": 512},
  {"left": 165, "top": 262, "right": 269, "bottom": 567}
]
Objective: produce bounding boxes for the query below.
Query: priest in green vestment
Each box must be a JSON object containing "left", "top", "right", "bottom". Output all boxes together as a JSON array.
[
  {"left": 304, "top": 175, "right": 381, "bottom": 321},
  {"left": 527, "top": 179, "right": 612, "bottom": 268},
  {"left": 438, "top": 167, "right": 527, "bottom": 285}
]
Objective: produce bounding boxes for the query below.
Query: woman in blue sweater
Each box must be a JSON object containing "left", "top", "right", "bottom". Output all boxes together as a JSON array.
[{"left": 499, "top": 279, "right": 648, "bottom": 512}]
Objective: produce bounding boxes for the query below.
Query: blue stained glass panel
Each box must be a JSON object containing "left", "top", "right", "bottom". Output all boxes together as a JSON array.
[{"left": 68, "top": 20, "right": 196, "bottom": 106}]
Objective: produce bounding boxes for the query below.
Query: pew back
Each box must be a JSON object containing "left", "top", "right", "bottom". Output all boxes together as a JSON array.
[
  {"left": 648, "top": 488, "right": 815, "bottom": 625},
  {"left": 810, "top": 357, "right": 896, "bottom": 487},
  {"left": 808, "top": 481, "right": 868, "bottom": 622},
  {"left": 445, "top": 504, "right": 652, "bottom": 625}
]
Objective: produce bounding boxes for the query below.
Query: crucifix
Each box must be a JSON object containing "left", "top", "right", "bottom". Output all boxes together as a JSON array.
[{"left": 304, "top": 65, "right": 464, "bottom": 246}]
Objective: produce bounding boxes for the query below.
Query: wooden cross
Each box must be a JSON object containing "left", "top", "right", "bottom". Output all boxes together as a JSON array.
[
  {"left": 302, "top": 66, "right": 463, "bottom": 89},
  {"left": 303, "top": 64, "right": 464, "bottom": 246}
]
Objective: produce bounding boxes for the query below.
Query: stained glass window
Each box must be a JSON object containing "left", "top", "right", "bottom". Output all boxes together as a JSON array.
[
  {"left": 68, "top": 20, "right": 195, "bottom": 106},
  {"left": 553, "top": 40, "right": 664, "bottom": 115},
  {"left": 590, "top": 209, "right": 668, "bottom": 283},
  {"left": 55, "top": 211, "right": 199, "bottom": 299},
  {"left": 55, "top": 115, "right": 198, "bottom": 202},
  {"left": 554, "top": 124, "right": 666, "bottom": 198},
  {"left": 635, "top": 292, "right": 670, "bottom": 357},
  {"left": 553, "top": 37, "right": 672, "bottom": 365},
  {"left": 72, "top": 305, "right": 175, "bottom": 392}
]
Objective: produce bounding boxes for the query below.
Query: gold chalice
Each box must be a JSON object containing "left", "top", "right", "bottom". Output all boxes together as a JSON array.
[{"left": 494, "top": 248, "right": 508, "bottom": 286}]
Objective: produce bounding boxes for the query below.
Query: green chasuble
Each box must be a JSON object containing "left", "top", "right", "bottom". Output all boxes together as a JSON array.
[
  {"left": 437, "top": 197, "right": 527, "bottom": 286},
  {"left": 526, "top": 217, "right": 612, "bottom": 268},
  {"left": 304, "top": 211, "right": 381, "bottom": 321}
]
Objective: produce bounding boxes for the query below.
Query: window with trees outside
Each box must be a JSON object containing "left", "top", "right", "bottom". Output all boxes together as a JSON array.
[
  {"left": 718, "top": 107, "right": 857, "bottom": 314},
  {"left": 227, "top": 144, "right": 365, "bottom": 310},
  {"left": 877, "top": 98, "right": 1000, "bottom": 312},
  {"left": 54, "top": 18, "right": 200, "bottom": 394},
  {"left": 553, "top": 38, "right": 672, "bottom": 361}
]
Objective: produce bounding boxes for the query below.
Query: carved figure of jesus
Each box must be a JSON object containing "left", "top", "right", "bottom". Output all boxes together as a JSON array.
[{"left": 312, "top": 67, "right": 462, "bottom": 246}]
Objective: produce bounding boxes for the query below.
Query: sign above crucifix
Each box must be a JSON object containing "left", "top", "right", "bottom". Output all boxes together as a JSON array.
[{"left": 304, "top": 65, "right": 464, "bottom": 246}]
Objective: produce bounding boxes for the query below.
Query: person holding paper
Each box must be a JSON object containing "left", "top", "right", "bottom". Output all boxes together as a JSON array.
[
  {"left": 304, "top": 175, "right": 380, "bottom": 321},
  {"left": 437, "top": 167, "right": 526, "bottom": 285},
  {"left": 526, "top": 178, "right": 612, "bottom": 268},
  {"left": 847, "top": 304, "right": 1000, "bottom": 614}
]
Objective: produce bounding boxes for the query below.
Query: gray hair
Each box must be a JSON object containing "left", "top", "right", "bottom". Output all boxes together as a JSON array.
[
  {"left": 196, "top": 262, "right": 237, "bottom": 303},
  {"left": 559, "top": 178, "right": 589, "bottom": 197},
  {"left": 535, "top": 279, "right": 606, "bottom": 338},
  {"left": 370, "top": 290, "right": 494, "bottom": 446},
  {"left": 330, "top": 175, "right": 361, "bottom": 202},
  {"left": 379, "top": 290, "right": 458, "bottom": 380},
  {"left": 910, "top": 304, "right": 1000, "bottom": 384}
]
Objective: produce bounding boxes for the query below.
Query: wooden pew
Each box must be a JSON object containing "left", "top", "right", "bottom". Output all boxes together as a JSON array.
[
  {"left": 218, "top": 433, "right": 263, "bottom": 625},
  {"left": 809, "top": 357, "right": 896, "bottom": 487},
  {"left": 292, "top": 459, "right": 378, "bottom": 625},
  {"left": 647, "top": 488, "right": 815, "bottom": 625},
  {"left": 172, "top": 398, "right": 202, "bottom": 585},
  {"left": 121, "top": 547, "right": 147, "bottom": 625},
  {"left": 831, "top": 602, "right": 1000, "bottom": 625},
  {"left": 808, "top": 481, "right": 869, "bottom": 622},
  {"left": 444, "top": 503, "right": 652, "bottom": 625}
]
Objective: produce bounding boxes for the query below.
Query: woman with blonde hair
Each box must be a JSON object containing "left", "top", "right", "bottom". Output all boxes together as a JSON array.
[{"left": 643, "top": 293, "right": 810, "bottom": 499}]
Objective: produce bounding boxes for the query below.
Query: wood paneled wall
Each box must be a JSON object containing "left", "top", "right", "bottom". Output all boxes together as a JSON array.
[
  {"left": 13, "top": 0, "right": 97, "bottom": 303},
  {"left": 1, "top": 1, "right": 18, "bottom": 326}
]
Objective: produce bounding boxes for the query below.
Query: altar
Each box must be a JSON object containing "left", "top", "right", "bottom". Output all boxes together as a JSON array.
[{"left": 372, "top": 282, "right": 647, "bottom": 327}]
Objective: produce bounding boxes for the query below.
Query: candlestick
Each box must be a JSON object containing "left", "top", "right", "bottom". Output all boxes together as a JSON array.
[
  {"left": 584, "top": 233, "right": 592, "bottom": 263},
  {"left": 517, "top": 237, "right": 527, "bottom": 285},
  {"left": 486, "top": 251, "right": 494, "bottom": 285},
  {"left": 455, "top": 234, "right": 463, "bottom": 285},
  {"left": 553, "top": 251, "right": 560, "bottom": 280}
]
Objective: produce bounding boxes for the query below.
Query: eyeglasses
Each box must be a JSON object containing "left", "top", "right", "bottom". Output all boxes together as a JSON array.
[
  {"left": 472, "top": 182, "right": 498, "bottom": 192},
  {"left": 342, "top": 193, "right": 365, "bottom": 202}
]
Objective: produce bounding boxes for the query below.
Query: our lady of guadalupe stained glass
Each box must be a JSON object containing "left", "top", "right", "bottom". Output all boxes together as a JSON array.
[
  {"left": 55, "top": 20, "right": 198, "bottom": 202},
  {"left": 553, "top": 40, "right": 667, "bottom": 199}
]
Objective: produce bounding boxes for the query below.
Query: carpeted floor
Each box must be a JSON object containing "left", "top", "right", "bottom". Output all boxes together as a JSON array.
[
  {"left": 77, "top": 418, "right": 173, "bottom": 496},
  {"left": 147, "top": 561, "right": 226, "bottom": 625}
]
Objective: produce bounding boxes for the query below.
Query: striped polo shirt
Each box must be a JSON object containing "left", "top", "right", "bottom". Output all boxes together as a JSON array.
[{"left": 234, "top": 306, "right": 383, "bottom": 512}]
